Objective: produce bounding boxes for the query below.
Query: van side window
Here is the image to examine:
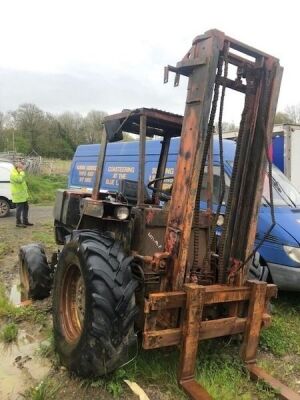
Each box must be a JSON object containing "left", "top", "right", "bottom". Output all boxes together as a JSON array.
[{"left": 200, "top": 166, "right": 230, "bottom": 205}]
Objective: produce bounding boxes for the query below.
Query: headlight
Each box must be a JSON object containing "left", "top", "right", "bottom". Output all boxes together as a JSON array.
[
  {"left": 98, "top": 203, "right": 104, "bottom": 218},
  {"left": 114, "top": 206, "right": 129, "bottom": 220},
  {"left": 217, "top": 215, "right": 224, "bottom": 226},
  {"left": 83, "top": 200, "right": 104, "bottom": 218},
  {"left": 283, "top": 245, "right": 300, "bottom": 263}
]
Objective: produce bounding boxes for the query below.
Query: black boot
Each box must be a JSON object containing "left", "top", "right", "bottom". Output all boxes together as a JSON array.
[
  {"left": 23, "top": 222, "right": 34, "bottom": 226},
  {"left": 16, "top": 222, "right": 27, "bottom": 228}
]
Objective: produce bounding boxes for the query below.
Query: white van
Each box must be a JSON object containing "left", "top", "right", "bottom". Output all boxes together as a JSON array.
[{"left": 0, "top": 161, "right": 15, "bottom": 217}]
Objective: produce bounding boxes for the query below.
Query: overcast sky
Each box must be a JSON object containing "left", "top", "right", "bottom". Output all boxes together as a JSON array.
[{"left": 0, "top": 0, "right": 299, "bottom": 122}]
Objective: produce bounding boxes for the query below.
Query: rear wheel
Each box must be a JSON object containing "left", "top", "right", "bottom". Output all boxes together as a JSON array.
[
  {"left": 19, "top": 244, "right": 52, "bottom": 300},
  {"left": 52, "top": 230, "right": 138, "bottom": 377},
  {"left": 0, "top": 198, "right": 10, "bottom": 218}
]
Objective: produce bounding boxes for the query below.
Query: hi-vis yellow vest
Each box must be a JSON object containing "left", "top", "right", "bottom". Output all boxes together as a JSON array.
[{"left": 10, "top": 167, "right": 29, "bottom": 203}]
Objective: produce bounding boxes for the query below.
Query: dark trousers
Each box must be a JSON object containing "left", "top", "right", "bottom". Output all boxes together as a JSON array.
[{"left": 16, "top": 201, "right": 29, "bottom": 224}]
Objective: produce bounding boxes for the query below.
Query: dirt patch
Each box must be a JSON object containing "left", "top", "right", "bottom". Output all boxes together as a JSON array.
[
  {"left": 0, "top": 206, "right": 54, "bottom": 291},
  {"left": 0, "top": 328, "right": 51, "bottom": 400}
]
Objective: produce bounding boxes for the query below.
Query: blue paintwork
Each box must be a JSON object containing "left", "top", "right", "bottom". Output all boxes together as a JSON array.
[
  {"left": 69, "top": 137, "right": 300, "bottom": 287},
  {"left": 272, "top": 134, "right": 285, "bottom": 172}
]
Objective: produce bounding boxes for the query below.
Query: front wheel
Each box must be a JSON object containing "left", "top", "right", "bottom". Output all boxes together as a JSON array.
[
  {"left": 0, "top": 198, "right": 10, "bottom": 218},
  {"left": 52, "top": 230, "right": 138, "bottom": 377},
  {"left": 19, "top": 244, "right": 52, "bottom": 300}
]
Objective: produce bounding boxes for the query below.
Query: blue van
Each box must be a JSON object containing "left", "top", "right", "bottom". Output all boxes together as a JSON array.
[{"left": 68, "top": 138, "right": 300, "bottom": 291}]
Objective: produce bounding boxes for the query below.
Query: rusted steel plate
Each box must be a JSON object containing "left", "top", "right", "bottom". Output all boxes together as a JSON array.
[
  {"left": 247, "top": 364, "right": 300, "bottom": 400},
  {"left": 240, "top": 281, "right": 267, "bottom": 362},
  {"left": 200, "top": 317, "right": 247, "bottom": 340},
  {"left": 179, "top": 284, "right": 206, "bottom": 386},
  {"left": 145, "top": 291, "right": 186, "bottom": 312},
  {"left": 180, "top": 380, "right": 212, "bottom": 400},
  {"left": 265, "top": 283, "right": 278, "bottom": 298},
  {"left": 204, "top": 287, "right": 251, "bottom": 304},
  {"left": 146, "top": 284, "right": 276, "bottom": 313},
  {"left": 143, "top": 328, "right": 181, "bottom": 349},
  {"left": 143, "top": 317, "right": 247, "bottom": 349}
]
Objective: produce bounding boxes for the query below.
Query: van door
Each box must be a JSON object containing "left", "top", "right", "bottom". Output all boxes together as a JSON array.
[{"left": 0, "top": 163, "right": 13, "bottom": 217}]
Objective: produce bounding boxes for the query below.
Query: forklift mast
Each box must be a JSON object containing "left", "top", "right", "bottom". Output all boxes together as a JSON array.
[{"left": 163, "top": 29, "right": 282, "bottom": 291}]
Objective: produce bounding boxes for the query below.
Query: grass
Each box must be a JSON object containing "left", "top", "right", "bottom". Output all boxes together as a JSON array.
[
  {"left": 40, "top": 159, "right": 71, "bottom": 176},
  {"left": 0, "top": 283, "right": 48, "bottom": 325},
  {"left": 260, "top": 292, "right": 300, "bottom": 356},
  {"left": 23, "top": 378, "right": 61, "bottom": 400},
  {"left": 32, "top": 225, "right": 56, "bottom": 248},
  {"left": 79, "top": 343, "right": 279, "bottom": 400},
  {"left": 0, "top": 322, "right": 18, "bottom": 343},
  {"left": 27, "top": 174, "right": 67, "bottom": 204},
  {"left": 0, "top": 283, "right": 18, "bottom": 318},
  {"left": 35, "top": 292, "right": 300, "bottom": 400},
  {"left": 0, "top": 242, "right": 12, "bottom": 258},
  {"left": 81, "top": 369, "right": 127, "bottom": 398},
  {"left": 37, "top": 330, "right": 55, "bottom": 359}
]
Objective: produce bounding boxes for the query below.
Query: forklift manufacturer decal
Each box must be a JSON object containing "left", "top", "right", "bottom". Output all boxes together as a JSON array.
[{"left": 147, "top": 232, "right": 163, "bottom": 249}]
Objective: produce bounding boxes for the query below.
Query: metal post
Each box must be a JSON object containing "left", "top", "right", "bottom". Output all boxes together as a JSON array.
[
  {"left": 138, "top": 115, "right": 146, "bottom": 205},
  {"left": 153, "top": 136, "right": 171, "bottom": 203},
  {"left": 92, "top": 127, "right": 108, "bottom": 200},
  {"left": 178, "top": 284, "right": 211, "bottom": 400}
]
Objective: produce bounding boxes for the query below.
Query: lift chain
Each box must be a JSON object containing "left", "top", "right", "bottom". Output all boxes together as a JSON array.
[
  {"left": 217, "top": 66, "right": 254, "bottom": 283},
  {"left": 228, "top": 66, "right": 277, "bottom": 281},
  {"left": 208, "top": 42, "right": 229, "bottom": 259},
  {"left": 191, "top": 50, "right": 224, "bottom": 283}
]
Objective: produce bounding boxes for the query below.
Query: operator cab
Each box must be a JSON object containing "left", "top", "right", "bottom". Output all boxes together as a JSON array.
[{"left": 103, "top": 108, "right": 182, "bottom": 206}]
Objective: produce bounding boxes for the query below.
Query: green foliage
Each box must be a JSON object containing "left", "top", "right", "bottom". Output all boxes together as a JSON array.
[
  {"left": 0, "top": 322, "right": 18, "bottom": 343},
  {"left": 15, "top": 132, "right": 31, "bottom": 153},
  {"left": 0, "top": 283, "right": 48, "bottom": 325},
  {"left": 0, "top": 104, "right": 108, "bottom": 158},
  {"left": 32, "top": 230, "right": 55, "bottom": 248},
  {"left": 260, "top": 292, "right": 300, "bottom": 356},
  {"left": 106, "top": 369, "right": 126, "bottom": 397},
  {"left": 0, "top": 284, "right": 17, "bottom": 318},
  {"left": 196, "top": 343, "right": 277, "bottom": 400},
  {"left": 274, "top": 111, "right": 293, "bottom": 124},
  {"left": 124, "top": 348, "right": 182, "bottom": 397},
  {"left": 37, "top": 331, "right": 55, "bottom": 359},
  {"left": 80, "top": 369, "right": 126, "bottom": 398},
  {"left": 23, "top": 379, "right": 60, "bottom": 400},
  {"left": 0, "top": 242, "right": 11, "bottom": 258},
  {"left": 27, "top": 174, "right": 67, "bottom": 204}
]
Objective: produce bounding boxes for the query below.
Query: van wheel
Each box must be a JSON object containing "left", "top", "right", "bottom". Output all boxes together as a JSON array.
[
  {"left": 52, "top": 230, "right": 138, "bottom": 377},
  {"left": 19, "top": 244, "right": 52, "bottom": 300},
  {"left": 0, "top": 198, "right": 10, "bottom": 217}
]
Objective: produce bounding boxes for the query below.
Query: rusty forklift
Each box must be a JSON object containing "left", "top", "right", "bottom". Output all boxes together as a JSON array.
[{"left": 19, "top": 29, "right": 300, "bottom": 399}]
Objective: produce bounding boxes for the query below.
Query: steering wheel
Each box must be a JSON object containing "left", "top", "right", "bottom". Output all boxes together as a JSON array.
[{"left": 147, "top": 176, "right": 174, "bottom": 201}]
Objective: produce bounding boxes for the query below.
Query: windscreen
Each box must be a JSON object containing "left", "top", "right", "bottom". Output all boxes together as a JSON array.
[
  {"left": 263, "top": 165, "right": 300, "bottom": 207},
  {"left": 227, "top": 161, "right": 300, "bottom": 207}
]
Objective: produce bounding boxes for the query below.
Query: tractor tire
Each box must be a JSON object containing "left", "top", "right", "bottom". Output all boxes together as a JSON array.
[
  {"left": 0, "top": 198, "right": 10, "bottom": 218},
  {"left": 19, "top": 244, "right": 52, "bottom": 300},
  {"left": 52, "top": 230, "right": 138, "bottom": 377}
]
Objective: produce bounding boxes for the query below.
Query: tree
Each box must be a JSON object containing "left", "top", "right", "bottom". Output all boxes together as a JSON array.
[
  {"left": 274, "top": 111, "right": 293, "bottom": 124},
  {"left": 13, "top": 103, "right": 45, "bottom": 150},
  {"left": 221, "top": 121, "right": 238, "bottom": 133},
  {"left": 83, "top": 110, "right": 107, "bottom": 143},
  {"left": 57, "top": 112, "right": 86, "bottom": 147},
  {"left": 285, "top": 104, "right": 300, "bottom": 124}
]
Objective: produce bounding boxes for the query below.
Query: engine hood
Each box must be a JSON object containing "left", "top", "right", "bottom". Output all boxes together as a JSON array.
[{"left": 258, "top": 207, "right": 300, "bottom": 246}]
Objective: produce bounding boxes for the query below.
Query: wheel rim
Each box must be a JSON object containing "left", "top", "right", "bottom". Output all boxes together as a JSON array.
[
  {"left": 20, "top": 259, "right": 30, "bottom": 301},
  {"left": 61, "top": 263, "right": 86, "bottom": 343},
  {"left": 0, "top": 200, "right": 9, "bottom": 217}
]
